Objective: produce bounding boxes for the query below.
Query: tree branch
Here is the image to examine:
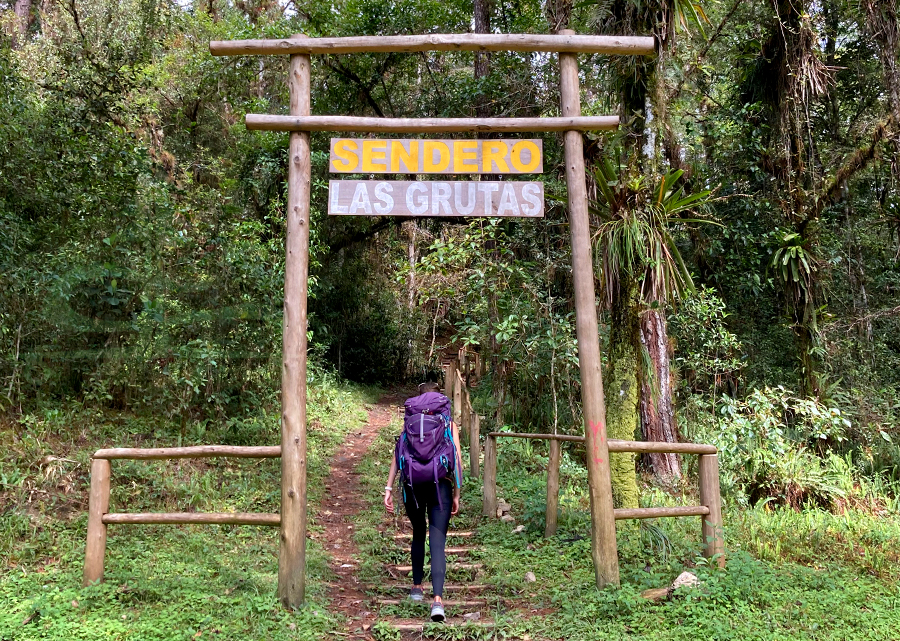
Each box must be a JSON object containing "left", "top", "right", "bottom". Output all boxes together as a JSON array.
[{"left": 809, "top": 114, "right": 898, "bottom": 221}]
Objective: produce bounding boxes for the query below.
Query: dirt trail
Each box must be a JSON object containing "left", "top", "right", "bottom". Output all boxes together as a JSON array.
[{"left": 317, "top": 392, "right": 404, "bottom": 638}]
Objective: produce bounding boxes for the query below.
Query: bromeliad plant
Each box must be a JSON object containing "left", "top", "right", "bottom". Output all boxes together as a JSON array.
[
  {"left": 589, "top": 154, "right": 715, "bottom": 500},
  {"left": 591, "top": 160, "right": 712, "bottom": 308}
]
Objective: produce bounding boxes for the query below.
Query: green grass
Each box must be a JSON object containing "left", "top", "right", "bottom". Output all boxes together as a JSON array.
[
  {"left": 354, "top": 420, "right": 900, "bottom": 640},
  {"left": 0, "top": 380, "right": 377, "bottom": 640}
]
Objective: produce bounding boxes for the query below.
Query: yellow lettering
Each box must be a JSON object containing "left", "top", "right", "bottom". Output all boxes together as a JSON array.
[
  {"left": 453, "top": 140, "right": 478, "bottom": 173},
  {"left": 391, "top": 140, "right": 419, "bottom": 173},
  {"left": 482, "top": 141, "right": 510, "bottom": 173},
  {"left": 361, "top": 140, "right": 387, "bottom": 172},
  {"left": 331, "top": 139, "right": 359, "bottom": 172},
  {"left": 510, "top": 141, "right": 541, "bottom": 173},
  {"left": 423, "top": 141, "right": 451, "bottom": 173}
]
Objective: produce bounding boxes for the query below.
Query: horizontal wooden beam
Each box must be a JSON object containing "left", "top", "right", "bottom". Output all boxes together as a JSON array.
[
  {"left": 245, "top": 115, "right": 619, "bottom": 133},
  {"left": 486, "top": 432, "right": 717, "bottom": 454},
  {"left": 488, "top": 431, "right": 586, "bottom": 442},
  {"left": 392, "top": 563, "right": 482, "bottom": 572},
  {"left": 210, "top": 33, "right": 655, "bottom": 57},
  {"left": 92, "top": 445, "right": 281, "bottom": 460},
  {"left": 385, "top": 583, "right": 489, "bottom": 592},
  {"left": 392, "top": 531, "right": 475, "bottom": 539},
  {"left": 608, "top": 440, "right": 717, "bottom": 454},
  {"left": 102, "top": 512, "right": 280, "bottom": 525},
  {"left": 614, "top": 506, "right": 710, "bottom": 520},
  {"left": 376, "top": 598, "right": 488, "bottom": 607}
]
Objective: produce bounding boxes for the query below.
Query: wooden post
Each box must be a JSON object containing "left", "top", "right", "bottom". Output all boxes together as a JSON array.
[
  {"left": 482, "top": 434, "right": 497, "bottom": 517},
  {"left": 469, "top": 406, "right": 480, "bottom": 478},
  {"left": 545, "top": 438, "right": 560, "bottom": 537},
  {"left": 458, "top": 370, "right": 469, "bottom": 446},
  {"left": 699, "top": 454, "right": 725, "bottom": 567},
  {"left": 559, "top": 29, "right": 620, "bottom": 587},
  {"left": 443, "top": 361, "right": 453, "bottom": 398},
  {"left": 83, "top": 458, "right": 111, "bottom": 585},
  {"left": 278, "top": 36, "right": 311, "bottom": 609},
  {"left": 462, "top": 350, "right": 470, "bottom": 388},
  {"left": 452, "top": 365, "right": 463, "bottom": 436}
]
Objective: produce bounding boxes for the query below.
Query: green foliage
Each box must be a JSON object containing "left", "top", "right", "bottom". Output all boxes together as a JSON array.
[
  {"left": 681, "top": 386, "right": 899, "bottom": 510},
  {"left": 670, "top": 287, "right": 744, "bottom": 394},
  {"left": 0, "top": 380, "right": 374, "bottom": 639},
  {"left": 342, "top": 385, "right": 900, "bottom": 640}
]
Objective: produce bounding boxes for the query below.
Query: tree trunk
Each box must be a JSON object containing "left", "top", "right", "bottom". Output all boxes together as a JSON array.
[
  {"left": 638, "top": 308, "right": 682, "bottom": 483},
  {"left": 796, "top": 321, "right": 822, "bottom": 399},
  {"left": 406, "top": 220, "right": 418, "bottom": 309},
  {"left": 12, "top": 0, "right": 32, "bottom": 48},
  {"left": 474, "top": 0, "right": 492, "bottom": 119},
  {"left": 605, "top": 285, "right": 641, "bottom": 509}
]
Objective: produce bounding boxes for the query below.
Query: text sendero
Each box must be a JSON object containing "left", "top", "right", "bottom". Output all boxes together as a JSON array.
[{"left": 329, "top": 139, "right": 543, "bottom": 174}]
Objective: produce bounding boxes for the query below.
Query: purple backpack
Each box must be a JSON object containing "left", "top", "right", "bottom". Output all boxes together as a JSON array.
[{"left": 395, "top": 392, "right": 460, "bottom": 508}]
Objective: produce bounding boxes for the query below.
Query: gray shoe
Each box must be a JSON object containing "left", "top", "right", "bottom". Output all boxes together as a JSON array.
[
  {"left": 430, "top": 600, "right": 445, "bottom": 622},
  {"left": 409, "top": 587, "right": 424, "bottom": 602}
]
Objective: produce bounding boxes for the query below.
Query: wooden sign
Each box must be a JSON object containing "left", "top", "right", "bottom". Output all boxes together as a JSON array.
[
  {"left": 329, "top": 138, "right": 542, "bottom": 174},
  {"left": 328, "top": 180, "right": 544, "bottom": 217}
]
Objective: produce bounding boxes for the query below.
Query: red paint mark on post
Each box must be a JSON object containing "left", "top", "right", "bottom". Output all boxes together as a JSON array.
[{"left": 588, "top": 420, "right": 605, "bottom": 438}]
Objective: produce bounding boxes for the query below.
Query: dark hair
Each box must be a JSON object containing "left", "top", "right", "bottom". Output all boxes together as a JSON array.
[{"left": 418, "top": 381, "right": 440, "bottom": 394}]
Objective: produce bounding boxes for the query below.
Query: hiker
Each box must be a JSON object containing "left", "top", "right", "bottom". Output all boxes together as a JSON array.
[{"left": 384, "top": 381, "right": 462, "bottom": 623}]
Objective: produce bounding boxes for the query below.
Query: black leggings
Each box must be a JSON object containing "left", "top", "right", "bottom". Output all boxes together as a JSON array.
[{"left": 403, "top": 480, "right": 453, "bottom": 597}]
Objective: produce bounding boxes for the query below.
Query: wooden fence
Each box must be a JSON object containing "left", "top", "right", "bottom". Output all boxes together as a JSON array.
[
  {"left": 481, "top": 432, "right": 725, "bottom": 566},
  {"left": 443, "top": 349, "right": 480, "bottom": 478},
  {"left": 82, "top": 445, "right": 281, "bottom": 586}
]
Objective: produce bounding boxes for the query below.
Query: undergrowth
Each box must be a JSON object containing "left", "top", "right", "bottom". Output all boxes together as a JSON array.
[
  {"left": 354, "top": 417, "right": 900, "bottom": 640},
  {"left": 0, "top": 379, "right": 376, "bottom": 640}
]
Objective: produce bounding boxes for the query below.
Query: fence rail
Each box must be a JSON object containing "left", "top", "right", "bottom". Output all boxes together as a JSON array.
[
  {"left": 83, "top": 446, "right": 280, "bottom": 586},
  {"left": 482, "top": 432, "right": 725, "bottom": 566}
]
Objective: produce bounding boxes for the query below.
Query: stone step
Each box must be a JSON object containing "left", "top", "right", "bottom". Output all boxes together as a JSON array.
[{"left": 390, "top": 562, "right": 482, "bottom": 573}]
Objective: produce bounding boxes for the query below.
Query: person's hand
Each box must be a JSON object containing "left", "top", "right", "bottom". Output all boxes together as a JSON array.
[
  {"left": 451, "top": 493, "right": 460, "bottom": 516},
  {"left": 384, "top": 489, "right": 394, "bottom": 513}
]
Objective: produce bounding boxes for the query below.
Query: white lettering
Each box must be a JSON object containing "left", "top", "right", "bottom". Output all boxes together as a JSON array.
[
  {"left": 406, "top": 182, "right": 428, "bottom": 215},
  {"left": 330, "top": 182, "right": 349, "bottom": 214},
  {"left": 373, "top": 182, "right": 394, "bottom": 214},
  {"left": 497, "top": 183, "right": 520, "bottom": 216},
  {"left": 432, "top": 182, "right": 452, "bottom": 215},
  {"left": 478, "top": 183, "right": 499, "bottom": 215},
  {"left": 521, "top": 183, "right": 542, "bottom": 216},
  {"left": 454, "top": 183, "right": 476, "bottom": 216},
  {"left": 349, "top": 182, "right": 372, "bottom": 214}
]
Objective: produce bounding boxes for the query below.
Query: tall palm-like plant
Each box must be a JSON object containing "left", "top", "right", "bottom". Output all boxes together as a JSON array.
[{"left": 590, "top": 156, "right": 712, "bottom": 503}]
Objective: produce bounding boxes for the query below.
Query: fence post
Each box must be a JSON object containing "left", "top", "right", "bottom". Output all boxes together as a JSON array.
[
  {"left": 482, "top": 434, "right": 497, "bottom": 517},
  {"left": 699, "top": 454, "right": 725, "bottom": 567},
  {"left": 444, "top": 360, "right": 455, "bottom": 401},
  {"left": 462, "top": 349, "right": 470, "bottom": 388},
  {"left": 83, "top": 458, "right": 111, "bottom": 585},
  {"left": 545, "top": 438, "right": 560, "bottom": 537},
  {"left": 452, "top": 367, "right": 463, "bottom": 437},
  {"left": 469, "top": 408, "right": 480, "bottom": 478}
]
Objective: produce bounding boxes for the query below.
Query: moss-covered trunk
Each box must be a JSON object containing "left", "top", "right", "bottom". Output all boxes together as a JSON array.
[{"left": 604, "top": 282, "right": 641, "bottom": 509}]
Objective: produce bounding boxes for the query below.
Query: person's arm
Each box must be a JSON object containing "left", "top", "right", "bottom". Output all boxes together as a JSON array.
[
  {"left": 384, "top": 455, "right": 398, "bottom": 513},
  {"left": 450, "top": 421, "right": 462, "bottom": 515}
]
